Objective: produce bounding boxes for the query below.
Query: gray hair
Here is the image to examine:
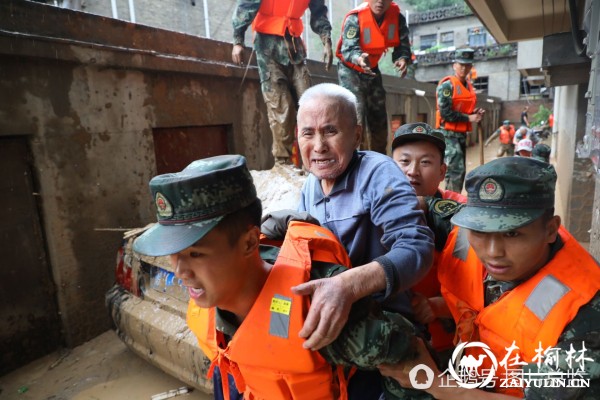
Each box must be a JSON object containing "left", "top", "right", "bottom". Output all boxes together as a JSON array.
[{"left": 298, "top": 83, "right": 358, "bottom": 126}]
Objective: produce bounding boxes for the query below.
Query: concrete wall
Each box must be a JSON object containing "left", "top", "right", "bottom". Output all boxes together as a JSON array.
[
  {"left": 0, "top": 0, "right": 270, "bottom": 347},
  {"left": 553, "top": 84, "right": 594, "bottom": 242}
]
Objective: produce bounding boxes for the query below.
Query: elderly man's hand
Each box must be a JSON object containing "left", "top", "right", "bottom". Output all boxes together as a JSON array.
[{"left": 292, "top": 274, "right": 355, "bottom": 350}]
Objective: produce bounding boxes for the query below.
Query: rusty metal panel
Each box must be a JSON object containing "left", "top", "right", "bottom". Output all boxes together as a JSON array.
[
  {"left": 0, "top": 137, "right": 61, "bottom": 376},
  {"left": 152, "top": 125, "right": 230, "bottom": 175}
]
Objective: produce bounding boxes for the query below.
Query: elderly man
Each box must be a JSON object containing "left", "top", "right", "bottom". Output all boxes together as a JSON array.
[{"left": 293, "top": 82, "right": 434, "bottom": 398}]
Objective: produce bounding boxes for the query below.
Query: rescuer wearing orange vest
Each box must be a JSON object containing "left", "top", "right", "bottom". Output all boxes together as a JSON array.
[
  {"left": 391, "top": 122, "right": 464, "bottom": 363},
  {"left": 435, "top": 47, "right": 485, "bottom": 194},
  {"left": 132, "top": 155, "right": 422, "bottom": 400},
  {"left": 379, "top": 157, "right": 600, "bottom": 399},
  {"left": 485, "top": 119, "right": 516, "bottom": 157},
  {"left": 231, "top": 0, "right": 333, "bottom": 166},
  {"left": 336, "top": 0, "right": 412, "bottom": 155}
]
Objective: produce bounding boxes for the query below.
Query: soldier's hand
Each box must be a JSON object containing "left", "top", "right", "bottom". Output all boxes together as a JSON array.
[
  {"left": 292, "top": 274, "right": 354, "bottom": 350},
  {"left": 323, "top": 38, "right": 333, "bottom": 71},
  {"left": 394, "top": 58, "right": 408, "bottom": 78},
  {"left": 357, "top": 53, "right": 376, "bottom": 76},
  {"left": 468, "top": 113, "right": 482, "bottom": 123},
  {"left": 410, "top": 292, "right": 436, "bottom": 324},
  {"left": 232, "top": 44, "right": 245, "bottom": 66}
]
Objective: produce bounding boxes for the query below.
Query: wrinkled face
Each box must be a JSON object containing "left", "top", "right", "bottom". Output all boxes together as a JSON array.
[
  {"left": 392, "top": 141, "right": 446, "bottom": 196},
  {"left": 466, "top": 216, "right": 559, "bottom": 281},
  {"left": 297, "top": 96, "right": 361, "bottom": 192},
  {"left": 368, "top": 0, "right": 392, "bottom": 18},
  {"left": 517, "top": 149, "right": 532, "bottom": 157},
  {"left": 171, "top": 226, "right": 252, "bottom": 309},
  {"left": 453, "top": 62, "right": 473, "bottom": 81}
]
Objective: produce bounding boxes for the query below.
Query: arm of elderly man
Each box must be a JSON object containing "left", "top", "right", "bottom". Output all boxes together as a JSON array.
[{"left": 296, "top": 152, "right": 434, "bottom": 350}]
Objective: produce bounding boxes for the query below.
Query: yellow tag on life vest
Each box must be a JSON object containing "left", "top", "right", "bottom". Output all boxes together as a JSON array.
[{"left": 270, "top": 296, "right": 292, "bottom": 315}]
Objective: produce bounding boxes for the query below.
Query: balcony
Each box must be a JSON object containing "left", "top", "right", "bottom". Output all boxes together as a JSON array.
[
  {"left": 407, "top": 4, "right": 473, "bottom": 25},
  {"left": 415, "top": 43, "right": 518, "bottom": 67}
]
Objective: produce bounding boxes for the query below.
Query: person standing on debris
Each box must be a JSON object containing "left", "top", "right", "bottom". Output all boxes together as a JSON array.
[
  {"left": 132, "top": 155, "right": 424, "bottom": 400},
  {"left": 435, "top": 47, "right": 484, "bottom": 193},
  {"left": 231, "top": 0, "right": 333, "bottom": 166},
  {"left": 336, "top": 0, "right": 412, "bottom": 154},
  {"left": 380, "top": 157, "right": 600, "bottom": 399},
  {"left": 294, "top": 83, "right": 434, "bottom": 398},
  {"left": 390, "top": 122, "right": 464, "bottom": 361},
  {"left": 484, "top": 119, "right": 516, "bottom": 157}
]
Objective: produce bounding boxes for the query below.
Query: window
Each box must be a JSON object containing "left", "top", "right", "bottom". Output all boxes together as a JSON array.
[
  {"left": 420, "top": 34, "right": 437, "bottom": 50},
  {"left": 440, "top": 31, "right": 454, "bottom": 48},
  {"left": 468, "top": 27, "right": 487, "bottom": 47},
  {"left": 472, "top": 77, "right": 489, "bottom": 94},
  {"left": 520, "top": 79, "right": 549, "bottom": 98}
]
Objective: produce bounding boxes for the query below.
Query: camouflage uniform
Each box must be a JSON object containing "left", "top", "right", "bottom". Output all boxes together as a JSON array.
[
  {"left": 436, "top": 78, "right": 469, "bottom": 193},
  {"left": 337, "top": 11, "right": 411, "bottom": 155},
  {"left": 232, "top": 0, "right": 331, "bottom": 161}
]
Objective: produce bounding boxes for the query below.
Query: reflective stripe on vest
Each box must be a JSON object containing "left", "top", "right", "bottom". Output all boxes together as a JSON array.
[
  {"left": 452, "top": 227, "right": 469, "bottom": 261},
  {"left": 524, "top": 274, "right": 570, "bottom": 320}
]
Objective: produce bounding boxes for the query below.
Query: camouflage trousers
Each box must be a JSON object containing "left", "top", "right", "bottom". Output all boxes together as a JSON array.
[
  {"left": 497, "top": 143, "right": 514, "bottom": 157},
  {"left": 338, "top": 63, "right": 389, "bottom": 155},
  {"left": 442, "top": 130, "right": 467, "bottom": 193},
  {"left": 259, "top": 56, "right": 311, "bottom": 160}
]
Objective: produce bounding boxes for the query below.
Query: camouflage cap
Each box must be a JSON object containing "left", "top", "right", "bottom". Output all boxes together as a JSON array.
[
  {"left": 532, "top": 143, "right": 551, "bottom": 163},
  {"left": 503, "top": 119, "right": 510, "bottom": 125},
  {"left": 453, "top": 48, "right": 475, "bottom": 64},
  {"left": 391, "top": 122, "right": 446, "bottom": 153},
  {"left": 451, "top": 157, "right": 556, "bottom": 232},
  {"left": 133, "top": 155, "right": 257, "bottom": 256}
]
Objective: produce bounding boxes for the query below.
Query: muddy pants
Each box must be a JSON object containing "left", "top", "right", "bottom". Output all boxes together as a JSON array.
[
  {"left": 497, "top": 142, "right": 514, "bottom": 157},
  {"left": 338, "top": 63, "right": 389, "bottom": 155},
  {"left": 443, "top": 130, "right": 467, "bottom": 193},
  {"left": 260, "top": 58, "right": 311, "bottom": 160}
]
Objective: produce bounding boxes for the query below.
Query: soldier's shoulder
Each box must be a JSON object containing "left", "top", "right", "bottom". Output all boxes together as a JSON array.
[
  {"left": 559, "top": 291, "right": 600, "bottom": 344},
  {"left": 437, "top": 79, "right": 453, "bottom": 96}
]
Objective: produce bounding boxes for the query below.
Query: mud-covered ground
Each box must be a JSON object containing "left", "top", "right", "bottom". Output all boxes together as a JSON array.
[{"left": 0, "top": 139, "right": 541, "bottom": 400}]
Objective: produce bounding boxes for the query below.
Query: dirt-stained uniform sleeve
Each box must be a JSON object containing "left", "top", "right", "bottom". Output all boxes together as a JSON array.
[
  {"left": 308, "top": 0, "right": 332, "bottom": 43},
  {"left": 436, "top": 79, "right": 470, "bottom": 123},
  {"left": 232, "top": 0, "right": 261, "bottom": 46},
  {"left": 391, "top": 12, "right": 412, "bottom": 63}
]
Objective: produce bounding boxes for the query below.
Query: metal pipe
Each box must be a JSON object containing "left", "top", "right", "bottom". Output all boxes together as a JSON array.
[
  {"left": 128, "top": 0, "right": 136, "bottom": 23},
  {"left": 111, "top": 0, "right": 118, "bottom": 19},
  {"left": 203, "top": 0, "right": 210, "bottom": 38}
]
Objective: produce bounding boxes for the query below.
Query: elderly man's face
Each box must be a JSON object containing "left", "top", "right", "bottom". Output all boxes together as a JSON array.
[
  {"left": 368, "top": 0, "right": 392, "bottom": 18},
  {"left": 297, "top": 96, "right": 361, "bottom": 193}
]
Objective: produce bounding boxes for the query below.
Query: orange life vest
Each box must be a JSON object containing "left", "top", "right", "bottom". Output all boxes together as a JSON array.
[
  {"left": 252, "top": 0, "right": 310, "bottom": 38},
  {"left": 499, "top": 125, "right": 516, "bottom": 144},
  {"left": 440, "top": 189, "right": 466, "bottom": 203},
  {"left": 188, "top": 221, "right": 353, "bottom": 400},
  {"left": 336, "top": 2, "right": 401, "bottom": 74},
  {"left": 438, "top": 226, "right": 600, "bottom": 397},
  {"left": 435, "top": 76, "right": 477, "bottom": 133}
]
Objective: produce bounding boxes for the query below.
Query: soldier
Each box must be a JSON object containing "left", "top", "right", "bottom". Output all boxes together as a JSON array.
[
  {"left": 231, "top": 0, "right": 333, "bottom": 166},
  {"left": 484, "top": 119, "right": 516, "bottom": 157},
  {"left": 336, "top": 0, "right": 412, "bottom": 154},
  {"left": 435, "top": 47, "right": 484, "bottom": 193},
  {"left": 380, "top": 157, "right": 600, "bottom": 399},
  {"left": 532, "top": 143, "right": 551, "bottom": 163},
  {"left": 132, "top": 155, "right": 423, "bottom": 400},
  {"left": 391, "top": 122, "right": 464, "bottom": 362}
]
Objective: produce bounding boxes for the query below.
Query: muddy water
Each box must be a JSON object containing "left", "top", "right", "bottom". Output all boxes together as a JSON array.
[{"left": 0, "top": 331, "right": 211, "bottom": 400}]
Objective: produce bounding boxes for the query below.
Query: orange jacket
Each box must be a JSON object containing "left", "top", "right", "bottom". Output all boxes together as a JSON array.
[
  {"left": 252, "top": 0, "right": 310, "bottom": 37},
  {"left": 188, "top": 221, "right": 352, "bottom": 400},
  {"left": 499, "top": 125, "right": 516, "bottom": 144},
  {"left": 440, "top": 189, "right": 466, "bottom": 203},
  {"left": 438, "top": 226, "right": 600, "bottom": 397},
  {"left": 435, "top": 76, "right": 477, "bottom": 133},
  {"left": 336, "top": 2, "right": 401, "bottom": 74}
]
